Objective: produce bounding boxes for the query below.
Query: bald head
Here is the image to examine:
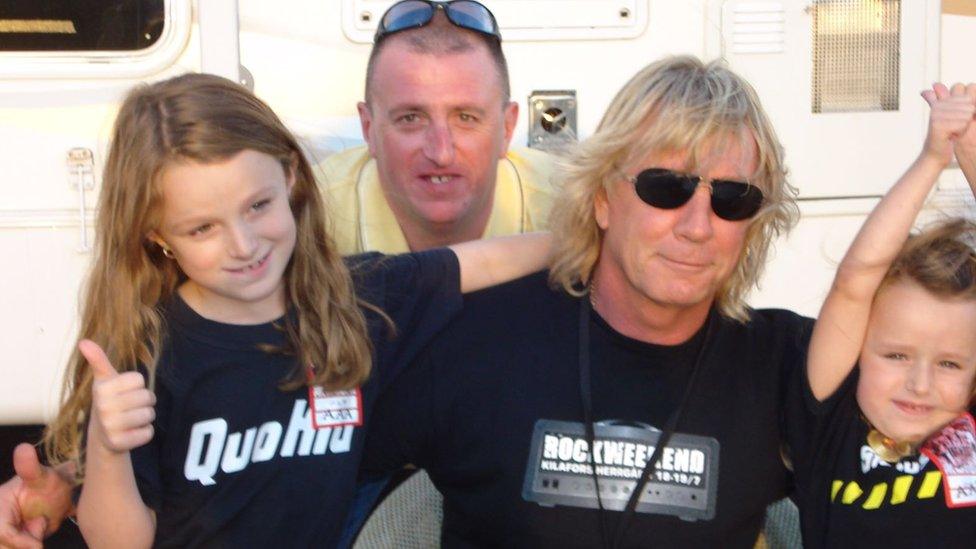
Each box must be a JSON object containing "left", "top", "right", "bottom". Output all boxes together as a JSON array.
[{"left": 364, "top": 11, "right": 510, "bottom": 106}]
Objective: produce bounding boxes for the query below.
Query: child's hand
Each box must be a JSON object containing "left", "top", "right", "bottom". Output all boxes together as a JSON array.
[
  {"left": 921, "top": 82, "right": 976, "bottom": 166},
  {"left": 80, "top": 340, "right": 156, "bottom": 454}
]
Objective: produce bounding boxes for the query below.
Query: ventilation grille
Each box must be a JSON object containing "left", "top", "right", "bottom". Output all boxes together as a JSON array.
[
  {"left": 812, "top": 0, "right": 901, "bottom": 113},
  {"left": 731, "top": 2, "right": 786, "bottom": 54}
]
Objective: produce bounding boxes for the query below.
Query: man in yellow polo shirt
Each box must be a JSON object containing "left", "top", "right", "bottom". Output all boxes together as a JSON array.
[{"left": 317, "top": 2, "right": 555, "bottom": 254}]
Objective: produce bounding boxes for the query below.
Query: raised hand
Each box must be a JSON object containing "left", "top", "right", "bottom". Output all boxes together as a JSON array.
[
  {"left": 0, "top": 444, "right": 73, "bottom": 549},
  {"left": 82, "top": 340, "right": 156, "bottom": 454},
  {"left": 921, "top": 82, "right": 976, "bottom": 167}
]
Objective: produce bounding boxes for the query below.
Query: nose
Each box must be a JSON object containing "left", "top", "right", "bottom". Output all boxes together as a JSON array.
[
  {"left": 423, "top": 121, "right": 456, "bottom": 167},
  {"left": 906, "top": 362, "right": 932, "bottom": 395},
  {"left": 226, "top": 221, "right": 258, "bottom": 259},
  {"left": 673, "top": 185, "right": 714, "bottom": 242}
]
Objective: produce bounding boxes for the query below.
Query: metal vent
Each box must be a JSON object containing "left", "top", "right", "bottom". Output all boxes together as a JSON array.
[
  {"left": 812, "top": 0, "right": 901, "bottom": 113},
  {"left": 730, "top": 2, "right": 786, "bottom": 55}
]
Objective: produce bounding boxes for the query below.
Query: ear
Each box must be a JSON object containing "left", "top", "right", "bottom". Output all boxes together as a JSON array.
[
  {"left": 499, "top": 101, "right": 519, "bottom": 157},
  {"left": 594, "top": 186, "right": 610, "bottom": 231},
  {"left": 147, "top": 231, "right": 168, "bottom": 250},
  {"left": 357, "top": 101, "right": 378, "bottom": 157}
]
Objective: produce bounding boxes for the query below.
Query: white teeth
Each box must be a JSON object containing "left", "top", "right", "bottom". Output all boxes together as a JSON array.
[
  {"left": 242, "top": 255, "right": 265, "bottom": 271},
  {"left": 429, "top": 175, "right": 450, "bottom": 184}
]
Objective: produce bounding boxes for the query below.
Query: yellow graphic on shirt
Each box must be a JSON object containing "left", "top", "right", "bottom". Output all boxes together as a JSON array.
[{"left": 830, "top": 471, "right": 942, "bottom": 509}]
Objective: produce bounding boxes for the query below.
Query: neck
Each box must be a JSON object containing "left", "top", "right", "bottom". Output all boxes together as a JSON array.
[
  {"left": 396, "top": 209, "right": 492, "bottom": 252},
  {"left": 589, "top": 263, "right": 712, "bottom": 346},
  {"left": 178, "top": 281, "right": 286, "bottom": 325}
]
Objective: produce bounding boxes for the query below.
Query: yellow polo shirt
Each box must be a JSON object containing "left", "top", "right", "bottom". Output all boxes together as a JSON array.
[{"left": 315, "top": 145, "right": 557, "bottom": 254}]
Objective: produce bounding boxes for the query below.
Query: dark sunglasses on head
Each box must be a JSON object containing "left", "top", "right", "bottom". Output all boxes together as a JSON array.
[
  {"left": 630, "top": 168, "right": 764, "bottom": 221},
  {"left": 375, "top": 0, "right": 501, "bottom": 43}
]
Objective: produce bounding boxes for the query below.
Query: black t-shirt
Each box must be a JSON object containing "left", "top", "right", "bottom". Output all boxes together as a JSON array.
[
  {"left": 130, "top": 250, "right": 461, "bottom": 548},
  {"left": 786, "top": 366, "right": 976, "bottom": 549},
  {"left": 362, "top": 271, "right": 812, "bottom": 548}
]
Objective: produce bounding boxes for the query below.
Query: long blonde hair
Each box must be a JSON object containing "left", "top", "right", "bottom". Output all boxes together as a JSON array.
[
  {"left": 44, "top": 73, "right": 380, "bottom": 471},
  {"left": 548, "top": 55, "right": 799, "bottom": 321}
]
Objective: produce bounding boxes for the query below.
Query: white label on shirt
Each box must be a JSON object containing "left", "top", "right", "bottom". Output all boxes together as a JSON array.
[
  {"left": 921, "top": 412, "right": 976, "bottom": 508},
  {"left": 309, "top": 387, "right": 363, "bottom": 429}
]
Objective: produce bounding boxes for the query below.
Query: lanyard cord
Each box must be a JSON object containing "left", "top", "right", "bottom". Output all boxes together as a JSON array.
[
  {"left": 579, "top": 297, "right": 611, "bottom": 548},
  {"left": 578, "top": 298, "right": 715, "bottom": 549}
]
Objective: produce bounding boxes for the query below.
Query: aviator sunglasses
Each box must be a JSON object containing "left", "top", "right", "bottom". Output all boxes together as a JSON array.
[
  {"left": 375, "top": 0, "right": 501, "bottom": 42},
  {"left": 630, "top": 168, "right": 765, "bottom": 221}
]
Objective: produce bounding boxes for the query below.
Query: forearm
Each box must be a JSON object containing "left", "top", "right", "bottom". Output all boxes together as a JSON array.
[
  {"left": 451, "top": 232, "right": 552, "bottom": 293},
  {"left": 834, "top": 153, "right": 944, "bottom": 297},
  {"left": 956, "top": 143, "right": 976, "bottom": 198},
  {"left": 77, "top": 446, "right": 154, "bottom": 549},
  {"left": 809, "top": 153, "right": 945, "bottom": 400}
]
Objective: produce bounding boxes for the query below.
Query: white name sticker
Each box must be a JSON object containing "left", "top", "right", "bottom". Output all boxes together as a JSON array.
[
  {"left": 308, "top": 387, "right": 363, "bottom": 429},
  {"left": 921, "top": 412, "right": 976, "bottom": 508}
]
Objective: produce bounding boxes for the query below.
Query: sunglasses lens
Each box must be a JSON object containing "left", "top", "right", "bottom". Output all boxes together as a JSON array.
[
  {"left": 633, "top": 169, "right": 698, "bottom": 209},
  {"left": 446, "top": 1, "right": 498, "bottom": 36},
  {"left": 710, "top": 181, "right": 764, "bottom": 221},
  {"left": 380, "top": 1, "right": 433, "bottom": 36},
  {"left": 633, "top": 169, "right": 764, "bottom": 220}
]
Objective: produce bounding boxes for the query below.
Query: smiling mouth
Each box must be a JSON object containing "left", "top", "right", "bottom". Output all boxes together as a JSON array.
[
  {"left": 893, "top": 400, "right": 934, "bottom": 415},
  {"left": 660, "top": 256, "right": 710, "bottom": 270},
  {"left": 228, "top": 252, "right": 270, "bottom": 273}
]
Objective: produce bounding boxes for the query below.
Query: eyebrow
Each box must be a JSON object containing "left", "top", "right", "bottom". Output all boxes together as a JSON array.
[{"left": 386, "top": 104, "right": 490, "bottom": 117}]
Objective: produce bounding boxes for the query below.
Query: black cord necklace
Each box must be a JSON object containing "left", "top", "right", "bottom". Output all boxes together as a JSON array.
[{"left": 578, "top": 297, "right": 715, "bottom": 549}]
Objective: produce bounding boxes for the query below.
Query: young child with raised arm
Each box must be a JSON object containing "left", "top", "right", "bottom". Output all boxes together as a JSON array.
[{"left": 787, "top": 83, "right": 976, "bottom": 548}]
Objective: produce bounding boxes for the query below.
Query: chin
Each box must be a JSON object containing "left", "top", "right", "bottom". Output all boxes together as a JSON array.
[{"left": 885, "top": 423, "right": 936, "bottom": 445}]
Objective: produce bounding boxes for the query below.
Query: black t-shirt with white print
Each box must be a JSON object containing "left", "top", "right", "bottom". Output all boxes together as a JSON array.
[
  {"left": 786, "top": 367, "right": 976, "bottom": 549},
  {"left": 130, "top": 250, "right": 461, "bottom": 548},
  {"left": 361, "top": 271, "right": 812, "bottom": 548}
]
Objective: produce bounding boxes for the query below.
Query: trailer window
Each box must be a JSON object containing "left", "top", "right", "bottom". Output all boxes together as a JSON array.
[
  {"left": 812, "top": 0, "right": 900, "bottom": 113},
  {"left": 0, "top": 0, "right": 164, "bottom": 51}
]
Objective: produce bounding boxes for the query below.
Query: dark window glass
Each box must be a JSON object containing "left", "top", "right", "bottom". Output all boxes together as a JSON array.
[{"left": 0, "top": 1, "right": 165, "bottom": 52}]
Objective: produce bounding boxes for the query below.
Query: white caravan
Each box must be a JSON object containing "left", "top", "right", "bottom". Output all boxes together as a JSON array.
[{"left": 1, "top": 0, "right": 974, "bottom": 450}]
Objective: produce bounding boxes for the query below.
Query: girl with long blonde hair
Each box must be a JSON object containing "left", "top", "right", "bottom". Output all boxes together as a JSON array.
[{"left": 40, "top": 73, "right": 548, "bottom": 548}]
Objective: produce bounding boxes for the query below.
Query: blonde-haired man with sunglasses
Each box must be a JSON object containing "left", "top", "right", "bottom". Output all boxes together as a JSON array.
[{"left": 360, "top": 55, "right": 812, "bottom": 548}]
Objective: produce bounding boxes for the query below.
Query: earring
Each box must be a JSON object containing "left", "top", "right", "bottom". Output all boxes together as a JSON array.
[{"left": 161, "top": 246, "right": 175, "bottom": 259}]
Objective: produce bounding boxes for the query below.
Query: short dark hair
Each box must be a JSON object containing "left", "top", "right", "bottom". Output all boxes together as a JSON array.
[{"left": 364, "top": 12, "right": 510, "bottom": 106}]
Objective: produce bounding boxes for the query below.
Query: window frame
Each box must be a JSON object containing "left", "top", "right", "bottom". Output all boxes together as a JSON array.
[{"left": 0, "top": 0, "right": 191, "bottom": 79}]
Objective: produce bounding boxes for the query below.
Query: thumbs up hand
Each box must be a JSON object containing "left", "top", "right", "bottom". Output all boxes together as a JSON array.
[{"left": 81, "top": 340, "right": 157, "bottom": 454}]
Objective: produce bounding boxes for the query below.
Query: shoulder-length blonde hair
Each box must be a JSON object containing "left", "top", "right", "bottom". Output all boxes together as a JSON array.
[
  {"left": 548, "top": 55, "right": 798, "bottom": 321},
  {"left": 45, "top": 73, "right": 379, "bottom": 470}
]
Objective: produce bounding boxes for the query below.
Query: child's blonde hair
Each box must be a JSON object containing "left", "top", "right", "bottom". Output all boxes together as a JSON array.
[
  {"left": 883, "top": 218, "right": 976, "bottom": 299},
  {"left": 44, "top": 73, "right": 382, "bottom": 473}
]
